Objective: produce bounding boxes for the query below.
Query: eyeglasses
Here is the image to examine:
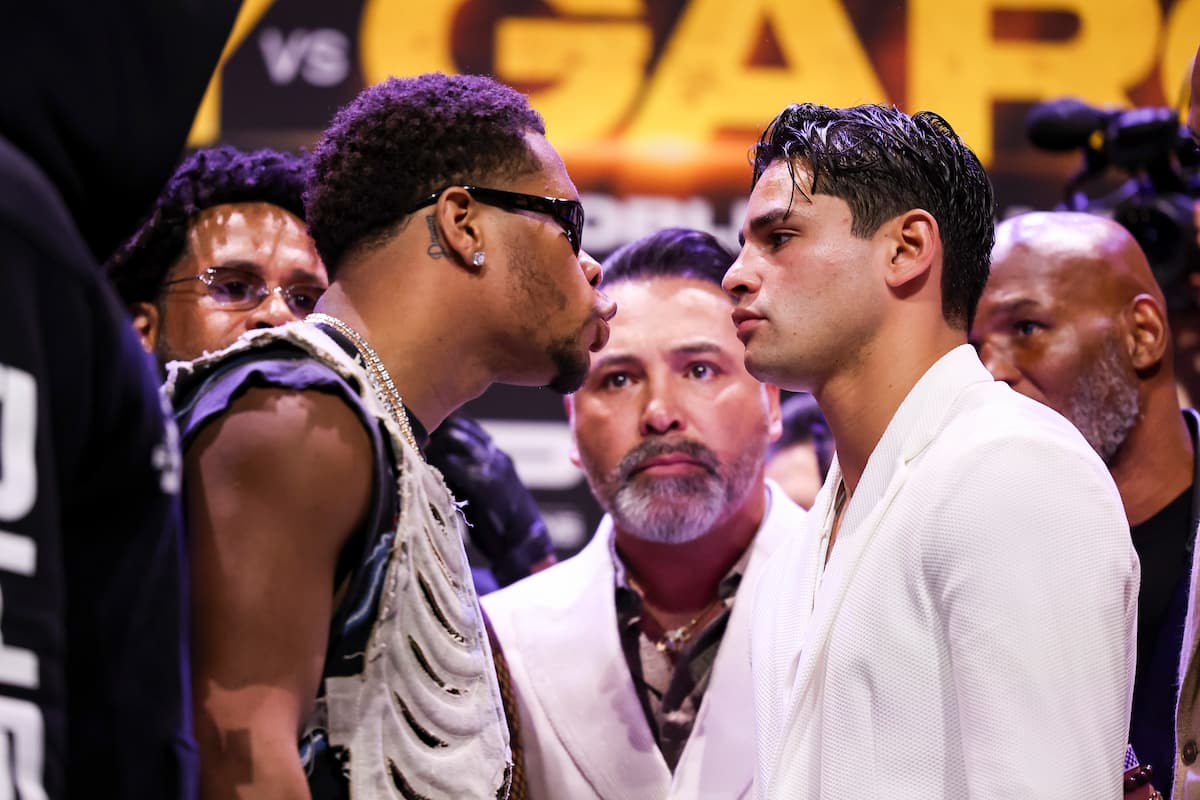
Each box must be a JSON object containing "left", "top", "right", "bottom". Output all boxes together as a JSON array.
[
  {"left": 162, "top": 266, "right": 327, "bottom": 317},
  {"left": 409, "top": 185, "right": 585, "bottom": 254}
]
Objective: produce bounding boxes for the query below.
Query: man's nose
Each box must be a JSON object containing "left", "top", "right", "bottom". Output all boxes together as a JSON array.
[
  {"left": 722, "top": 252, "right": 758, "bottom": 299},
  {"left": 580, "top": 250, "right": 603, "bottom": 288},
  {"left": 639, "top": 383, "right": 686, "bottom": 436},
  {"left": 246, "top": 287, "right": 296, "bottom": 329}
]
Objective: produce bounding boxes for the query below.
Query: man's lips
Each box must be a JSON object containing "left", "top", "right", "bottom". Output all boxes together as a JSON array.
[
  {"left": 731, "top": 308, "right": 764, "bottom": 335},
  {"left": 631, "top": 453, "right": 708, "bottom": 476},
  {"left": 591, "top": 317, "right": 611, "bottom": 351}
]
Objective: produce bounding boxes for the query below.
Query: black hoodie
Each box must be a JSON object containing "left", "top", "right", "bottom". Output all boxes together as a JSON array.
[{"left": 0, "top": 2, "right": 237, "bottom": 797}]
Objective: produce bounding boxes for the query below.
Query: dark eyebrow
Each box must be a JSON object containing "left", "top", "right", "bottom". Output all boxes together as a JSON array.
[
  {"left": 211, "top": 260, "right": 327, "bottom": 287},
  {"left": 988, "top": 297, "right": 1042, "bottom": 316},
  {"left": 670, "top": 342, "right": 725, "bottom": 358},
  {"left": 210, "top": 259, "right": 263, "bottom": 273},
  {"left": 738, "top": 207, "right": 791, "bottom": 247},
  {"left": 285, "top": 268, "right": 328, "bottom": 287},
  {"left": 588, "top": 353, "right": 641, "bottom": 374}
]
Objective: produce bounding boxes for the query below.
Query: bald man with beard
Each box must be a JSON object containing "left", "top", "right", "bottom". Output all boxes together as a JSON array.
[{"left": 971, "top": 210, "right": 1195, "bottom": 796}]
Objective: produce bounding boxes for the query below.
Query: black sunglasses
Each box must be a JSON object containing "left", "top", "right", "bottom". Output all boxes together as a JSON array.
[{"left": 409, "top": 185, "right": 584, "bottom": 254}]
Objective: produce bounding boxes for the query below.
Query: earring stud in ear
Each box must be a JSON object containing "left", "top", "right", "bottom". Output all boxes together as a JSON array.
[{"left": 472, "top": 250, "right": 486, "bottom": 268}]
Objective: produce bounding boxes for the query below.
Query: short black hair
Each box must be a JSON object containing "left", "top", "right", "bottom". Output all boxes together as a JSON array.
[
  {"left": 305, "top": 72, "right": 546, "bottom": 273},
  {"left": 106, "top": 145, "right": 308, "bottom": 305},
  {"left": 601, "top": 227, "right": 736, "bottom": 289},
  {"left": 752, "top": 103, "right": 995, "bottom": 330}
]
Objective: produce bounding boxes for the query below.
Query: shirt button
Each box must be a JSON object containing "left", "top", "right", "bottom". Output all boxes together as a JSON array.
[{"left": 1184, "top": 739, "right": 1199, "bottom": 765}]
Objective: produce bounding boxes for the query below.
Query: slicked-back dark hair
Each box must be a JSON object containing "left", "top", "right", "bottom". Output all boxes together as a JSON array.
[
  {"left": 106, "top": 145, "right": 309, "bottom": 305},
  {"left": 305, "top": 72, "right": 546, "bottom": 272},
  {"left": 752, "top": 103, "right": 995, "bottom": 330},
  {"left": 601, "top": 227, "right": 736, "bottom": 289}
]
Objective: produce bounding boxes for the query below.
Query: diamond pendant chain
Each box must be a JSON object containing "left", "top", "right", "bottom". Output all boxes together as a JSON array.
[{"left": 307, "top": 313, "right": 421, "bottom": 455}]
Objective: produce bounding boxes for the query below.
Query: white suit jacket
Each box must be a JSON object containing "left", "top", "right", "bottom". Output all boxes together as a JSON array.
[
  {"left": 483, "top": 482, "right": 806, "bottom": 800},
  {"left": 1173, "top": 409, "right": 1200, "bottom": 799},
  {"left": 751, "top": 345, "right": 1138, "bottom": 799},
  {"left": 1177, "top": 550, "right": 1200, "bottom": 799}
]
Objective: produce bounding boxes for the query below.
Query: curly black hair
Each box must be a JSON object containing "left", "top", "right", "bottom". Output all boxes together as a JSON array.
[
  {"left": 305, "top": 72, "right": 546, "bottom": 272},
  {"left": 601, "top": 227, "right": 736, "bottom": 289},
  {"left": 106, "top": 145, "right": 308, "bottom": 305},
  {"left": 752, "top": 103, "right": 995, "bottom": 330}
]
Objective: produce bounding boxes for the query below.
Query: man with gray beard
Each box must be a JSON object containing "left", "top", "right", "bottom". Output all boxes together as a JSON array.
[
  {"left": 972, "top": 210, "right": 1198, "bottom": 795},
  {"left": 482, "top": 227, "right": 807, "bottom": 799}
]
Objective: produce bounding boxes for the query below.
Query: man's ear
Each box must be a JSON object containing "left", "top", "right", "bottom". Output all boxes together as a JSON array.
[
  {"left": 129, "top": 302, "right": 159, "bottom": 354},
  {"left": 765, "top": 384, "right": 783, "bottom": 443},
  {"left": 431, "top": 187, "right": 485, "bottom": 270},
  {"left": 1127, "top": 293, "right": 1169, "bottom": 371},
  {"left": 883, "top": 209, "right": 938, "bottom": 291},
  {"left": 563, "top": 395, "right": 583, "bottom": 468}
]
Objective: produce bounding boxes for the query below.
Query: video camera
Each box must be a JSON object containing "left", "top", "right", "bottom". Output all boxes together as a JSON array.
[{"left": 1026, "top": 98, "right": 1200, "bottom": 310}]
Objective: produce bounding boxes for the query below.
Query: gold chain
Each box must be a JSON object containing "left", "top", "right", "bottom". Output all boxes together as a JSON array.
[
  {"left": 654, "top": 599, "right": 722, "bottom": 655},
  {"left": 628, "top": 575, "right": 723, "bottom": 656},
  {"left": 307, "top": 313, "right": 421, "bottom": 455}
]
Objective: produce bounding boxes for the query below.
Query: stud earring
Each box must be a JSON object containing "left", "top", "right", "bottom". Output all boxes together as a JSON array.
[{"left": 472, "top": 250, "right": 486, "bottom": 268}]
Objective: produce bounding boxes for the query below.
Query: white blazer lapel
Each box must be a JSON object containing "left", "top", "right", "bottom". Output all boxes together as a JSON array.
[
  {"left": 747, "top": 472, "right": 830, "bottom": 782},
  {"left": 513, "top": 522, "right": 671, "bottom": 800},
  {"left": 782, "top": 459, "right": 911, "bottom": 716},
  {"left": 676, "top": 484, "right": 805, "bottom": 798}
]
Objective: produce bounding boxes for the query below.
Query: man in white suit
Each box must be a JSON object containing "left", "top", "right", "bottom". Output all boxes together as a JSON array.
[
  {"left": 723, "top": 103, "right": 1139, "bottom": 798},
  {"left": 483, "top": 227, "right": 807, "bottom": 799}
]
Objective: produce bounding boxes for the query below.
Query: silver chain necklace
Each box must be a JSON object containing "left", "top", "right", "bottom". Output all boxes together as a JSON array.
[{"left": 307, "top": 313, "right": 421, "bottom": 455}]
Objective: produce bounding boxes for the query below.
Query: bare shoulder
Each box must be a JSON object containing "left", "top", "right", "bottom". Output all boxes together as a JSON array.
[
  {"left": 185, "top": 385, "right": 376, "bottom": 796},
  {"left": 186, "top": 385, "right": 374, "bottom": 555}
]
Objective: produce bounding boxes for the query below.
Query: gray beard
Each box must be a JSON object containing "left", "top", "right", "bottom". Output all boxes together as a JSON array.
[
  {"left": 611, "top": 471, "right": 728, "bottom": 545},
  {"left": 587, "top": 437, "right": 765, "bottom": 545},
  {"left": 1064, "top": 334, "right": 1140, "bottom": 464}
]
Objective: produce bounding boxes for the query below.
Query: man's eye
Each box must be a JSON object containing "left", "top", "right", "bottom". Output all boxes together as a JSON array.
[
  {"left": 1014, "top": 320, "right": 1042, "bottom": 337},
  {"left": 288, "top": 287, "right": 326, "bottom": 312},
  {"left": 687, "top": 363, "right": 718, "bottom": 380},
  {"left": 601, "top": 372, "right": 630, "bottom": 389},
  {"left": 767, "top": 231, "right": 793, "bottom": 248},
  {"left": 210, "top": 279, "right": 256, "bottom": 302}
]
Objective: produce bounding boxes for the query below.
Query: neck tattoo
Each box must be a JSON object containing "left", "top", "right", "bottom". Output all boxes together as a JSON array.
[{"left": 307, "top": 312, "right": 422, "bottom": 455}]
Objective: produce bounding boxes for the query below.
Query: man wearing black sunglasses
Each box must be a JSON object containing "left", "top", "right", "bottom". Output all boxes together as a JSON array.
[
  {"left": 113, "top": 141, "right": 562, "bottom": 690},
  {"left": 169, "top": 73, "right": 615, "bottom": 800},
  {"left": 107, "top": 145, "right": 328, "bottom": 369}
]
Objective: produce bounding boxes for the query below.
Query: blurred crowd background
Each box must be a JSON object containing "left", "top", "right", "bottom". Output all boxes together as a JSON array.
[{"left": 187, "top": 0, "right": 1200, "bottom": 555}]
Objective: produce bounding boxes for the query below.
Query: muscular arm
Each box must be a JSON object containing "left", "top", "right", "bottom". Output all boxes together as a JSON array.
[{"left": 185, "top": 387, "right": 373, "bottom": 800}]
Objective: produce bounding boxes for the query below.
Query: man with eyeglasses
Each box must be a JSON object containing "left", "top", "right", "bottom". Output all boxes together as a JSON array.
[
  {"left": 167, "top": 73, "right": 615, "bottom": 800},
  {"left": 110, "top": 145, "right": 558, "bottom": 602},
  {"left": 107, "top": 145, "right": 328, "bottom": 369}
]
